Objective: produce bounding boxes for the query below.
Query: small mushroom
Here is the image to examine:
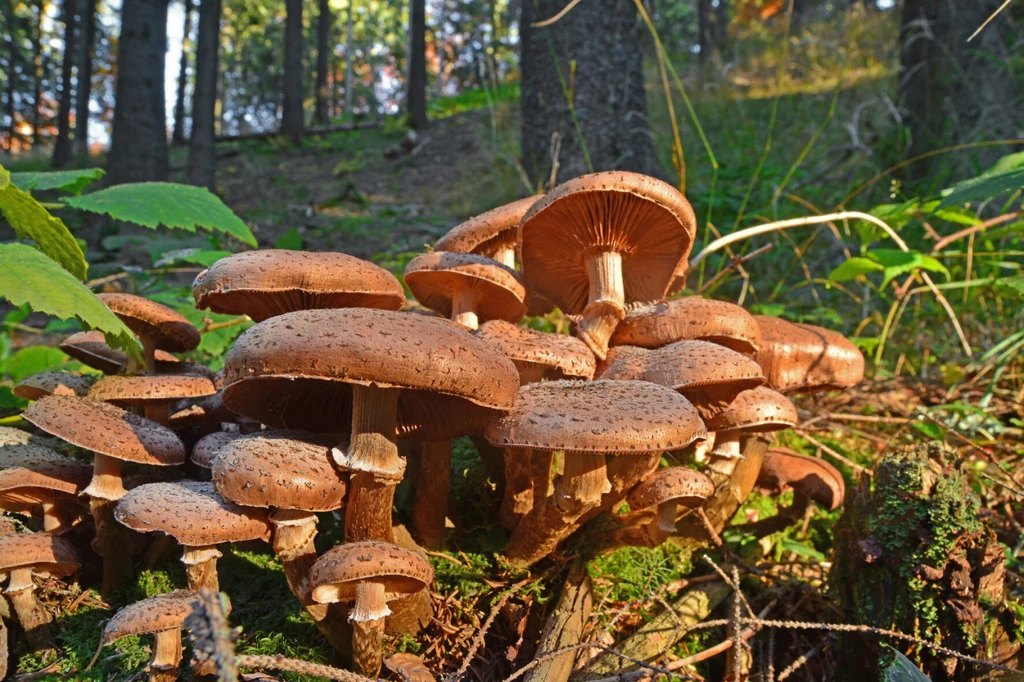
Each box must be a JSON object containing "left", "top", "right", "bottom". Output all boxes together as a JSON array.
[
  {"left": 0, "top": 532, "right": 80, "bottom": 649},
  {"left": 609, "top": 297, "right": 762, "bottom": 355},
  {"left": 612, "top": 467, "right": 714, "bottom": 548},
  {"left": 757, "top": 447, "right": 845, "bottom": 513},
  {"left": 13, "top": 372, "right": 95, "bottom": 400},
  {"left": 96, "top": 293, "right": 201, "bottom": 373},
  {"left": 0, "top": 453, "right": 91, "bottom": 533},
  {"left": 436, "top": 195, "right": 540, "bottom": 268},
  {"left": 310, "top": 541, "right": 434, "bottom": 678},
  {"left": 87, "top": 373, "right": 217, "bottom": 426},
  {"left": 753, "top": 315, "right": 864, "bottom": 394},
  {"left": 703, "top": 387, "right": 798, "bottom": 484},
  {"left": 404, "top": 251, "right": 526, "bottom": 330},
  {"left": 58, "top": 330, "right": 182, "bottom": 376}
]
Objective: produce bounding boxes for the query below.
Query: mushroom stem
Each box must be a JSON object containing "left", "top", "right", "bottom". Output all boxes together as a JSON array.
[
  {"left": 143, "top": 403, "right": 171, "bottom": 427},
  {"left": 6, "top": 567, "right": 51, "bottom": 650},
  {"left": 337, "top": 385, "right": 402, "bottom": 543},
  {"left": 270, "top": 511, "right": 328, "bottom": 619},
  {"left": 500, "top": 447, "right": 534, "bottom": 530},
  {"left": 83, "top": 453, "right": 127, "bottom": 501},
  {"left": 40, "top": 497, "right": 70, "bottom": 534},
  {"left": 450, "top": 288, "right": 482, "bottom": 330},
  {"left": 181, "top": 545, "right": 221, "bottom": 592},
  {"left": 91, "top": 496, "right": 134, "bottom": 598},
  {"left": 149, "top": 628, "right": 183, "bottom": 682},
  {"left": 531, "top": 450, "right": 554, "bottom": 502},
  {"left": 558, "top": 453, "right": 611, "bottom": 509},
  {"left": 492, "top": 245, "right": 516, "bottom": 269},
  {"left": 516, "top": 363, "right": 547, "bottom": 385},
  {"left": 411, "top": 440, "right": 452, "bottom": 549},
  {"left": 706, "top": 432, "right": 742, "bottom": 486},
  {"left": 577, "top": 249, "right": 626, "bottom": 360},
  {"left": 350, "top": 581, "right": 388, "bottom": 679}
]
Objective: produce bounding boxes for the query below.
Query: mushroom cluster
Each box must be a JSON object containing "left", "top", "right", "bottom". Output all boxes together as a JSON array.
[{"left": 0, "top": 170, "right": 865, "bottom": 679}]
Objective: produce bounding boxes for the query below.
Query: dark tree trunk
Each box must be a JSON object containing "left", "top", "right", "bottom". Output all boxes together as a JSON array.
[
  {"left": 73, "top": 0, "right": 96, "bottom": 156},
  {"left": 3, "top": 0, "right": 17, "bottom": 152},
  {"left": 407, "top": 0, "right": 427, "bottom": 129},
  {"left": 189, "top": 0, "right": 220, "bottom": 190},
  {"left": 172, "top": 0, "right": 194, "bottom": 145},
  {"left": 281, "top": 0, "right": 305, "bottom": 141},
  {"left": 520, "top": 0, "right": 661, "bottom": 185},
  {"left": 31, "top": 0, "right": 42, "bottom": 146},
  {"left": 344, "top": 0, "right": 354, "bottom": 112},
  {"left": 52, "top": 0, "right": 75, "bottom": 167},
  {"left": 696, "top": 0, "right": 712, "bottom": 65},
  {"left": 315, "top": 0, "right": 332, "bottom": 125},
  {"left": 435, "top": 0, "right": 446, "bottom": 97},
  {"left": 106, "top": 0, "right": 170, "bottom": 185}
]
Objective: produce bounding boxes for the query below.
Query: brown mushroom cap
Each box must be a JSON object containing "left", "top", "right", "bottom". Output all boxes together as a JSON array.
[
  {"left": 192, "top": 249, "right": 406, "bottom": 322},
  {"left": 88, "top": 374, "right": 217, "bottom": 407},
  {"left": 404, "top": 252, "right": 526, "bottom": 324},
  {"left": 0, "top": 532, "right": 81, "bottom": 575},
  {"left": 484, "top": 380, "right": 707, "bottom": 454},
  {"left": 59, "top": 331, "right": 180, "bottom": 375},
  {"left": 0, "top": 441, "right": 68, "bottom": 465},
  {"left": 221, "top": 308, "right": 519, "bottom": 439},
  {"left": 97, "top": 293, "right": 201, "bottom": 353},
  {"left": 610, "top": 297, "right": 762, "bottom": 355},
  {"left": 169, "top": 392, "right": 240, "bottom": 429},
  {"left": 627, "top": 467, "right": 715, "bottom": 511},
  {"left": 0, "top": 456, "right": 92, "bottom": 497},
  {"left": 23, "top": 395, "right": 185, "bottom": 466},
  {"left": 754, "top": 316, "right": 865, "bottom": 394},
  {"left": 212, "top": 430, "right": 347, "bottom": 511},
  {"left": 14, "top": 372, "right": 95, "bottom": 401},
  {"left": 517, "top": 171, "right": 697, "bottom": 315},
  {"left": 190, "top": 431, "right": 243, "bottom": 469},
  {"left": 115, "top": 480, "right": 272, "bottom": 545},
  {"left": 103, "top": 589, "right": 203, "bottom": 643},
  {"left": 435, "top": 196, "right": 540, "bottom": 258},
  {"left": 0, "top": 427, "right": 63, "bottom": 451},
  {"left": 309, "top": 540, "right": 433, "bottom": 604},
  {"left": 473, "top": 320, "right": 596, "bottom": 381},
  {"left": 757, "top": 447, "right": 845, "bottom": 511},
  {"left": 704, "top": 386, "right": 797, "bottom": 434}
]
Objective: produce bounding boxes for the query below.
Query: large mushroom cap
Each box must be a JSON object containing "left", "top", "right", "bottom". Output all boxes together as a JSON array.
[
  {"left": 14, "top": 372, "right": 95, "bottom": 401},
  {"left": 97, "top": 293, "right": 201, "bottom": 353},
  {"left": 190, "top": 431, "right": 244, "bottom": 470},
  {"left": 88, "top": 374, "right": 217, "bottom": 407},
  {"left": 754, "top": 316, "right": 864, "bottom": 394},
  {"left": 610, "top": 297, "right": 761, "bottom": 355},
  {"left": 221, "top": 308, "right": 520, "bottom": 439},
  {"left": 473, "top": 320, "right": 596, "bottom": 381},
  {"left": 484, "top": 379, "right": 707, "bottom": 454},
  {"left": 23, "top": 395, "right": 185, "bottom": 466},
  {"left": 0, "top": 441, "right": 68, "bottom": 465},
  {"left": 0, "top": 532, "right": 81, "bottom": 576},
  {"left": 435, "top": 196, "right": 540, "bottom": 260},
  {"left": 309, "top": 540, "right": 433, "bottom": 604},
  {"left": 103, "top": 590, "right": 212, "bottom": 642},
  {"left": 517, "top": 171, "right": 697, "bottom": 315},
  {"left": 627, "top": 467, "right": 715, "bottom": 511},
  {"left": 704, "top": 386, "right": 797, "bottom": 434},
  {"left": 757, "top": 447, "right": 845, "bottom": 511},
  {"left": 404, "top": 252, "right": 526, "bottom": 324},
  {"left": 213, "top": 430, "right": 347, "bottom": 511},
  {"left": 115, "top": 480, "right": 272, "bottom": 545},
  {"left": 192, "top": 249, "right": 405, "bottom": 322}
]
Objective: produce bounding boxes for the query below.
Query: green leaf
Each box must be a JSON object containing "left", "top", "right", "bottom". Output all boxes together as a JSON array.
[
  {"left": 919, "top": 201, "right": 980, "bottom": 227},
  {"left": 881, "top": 646, "right": 932, "bottom": 682},
  {"left": 778, "top": 538, "right": 826, "bottom": 562},
  {"left": 938, "top": 151, "right": 1024, "bottom": 210},
  {"left": 858, "top": 201, "right": 917, "bottom": 247},
  {"left": 10, "top": 168, "right": 105, "bottom": 195},
  {"left": 0, "top": 164, "right": 88, "bottom": 279},
  {"left": 747, "top": 303, "right": 786, "bottom": 317},
  {"left": 911, "top": 421, "right": 944, "bottom": 439},
  {"left": 0, "top": 386, "right": 27, "bottom": 410},
  {"left": 1, "top": 345, "right": 70, "bottom": 383},
  {"left": 0, "top": 165, "right": 9, "bottom": 189},
  {"left": 63, "top": 182, "right": 258, "bottom": 247},
  {"left": 147, "top": 290, "right": 252, "bottom": 360},
  {"left": 154, "top": 248, "right": 234, "bottom": 268},
  {"left": 868, "top": 249, "right": 949, "bottom": 289},
  {"left": 829, "top": 257, "right": 884, "bottom": 283},
  {"left": 273, "top": 226, "right": 303, "bottom": 250},
  {"left": 994, "top": 275, "right": 1024, "bottom": 298},
  {"left": 0, "top": 243, "right": 138, "bottom": 353}
]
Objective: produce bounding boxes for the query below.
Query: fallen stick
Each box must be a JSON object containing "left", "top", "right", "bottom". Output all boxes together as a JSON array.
[{"left": 523, "top": 560, "right": 593, "bottom": 682}]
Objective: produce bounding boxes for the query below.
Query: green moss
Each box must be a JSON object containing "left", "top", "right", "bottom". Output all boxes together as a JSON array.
[{"left": 589, "top": 542, "right": 694, "bottom": 604}]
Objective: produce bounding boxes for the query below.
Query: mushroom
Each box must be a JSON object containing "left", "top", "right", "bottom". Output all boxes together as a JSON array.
[
  {"left": 96, "top": 293, "right": 201, "bottom": 373},
  {"left": 220, "top": 308, "right": 518, "bottom": 544},
  {"left": 0, "top": 453, "right": 91, "bottom": 533},
  {"left": 192, "top": 249, "right": 405, "bottom": 321},
  {"left": 609, "top": 297, "right": 762, "bottom": 355},
  {"left": 22, "top": 395, "right": 185, "bottom": 596},
  {"left": 753, "top": 315, "right": 865, "bottom": 393},
  {"left": 0, "top": 532, "right": 80, "bottom": 649},
  {"left": 87, "top": 373, "right": 217, "bottom": 426},
  {"left": 189, "top": 430, "right": 243, "bottom": 473},
  {"left": 436, "top": 195, "right": 540, "bottom": 268},
  {"left": 115, "top": 480, "right": 271, "bottom": 591},
  {"left": 703, "top": 387, "right": 798, "bottom": 484},
  {"left": 13, "top": 372, "right": 95, "bottom": 400},
  {"left": 0, "top": 426, "right": 64, "bottom": 451},
  {"left": 611, "top": 467, "right": 715, "bottom": 548},
  {"left": 404, "top": 251, "right": 526, "bottom": 330},
  {"left": 485, "top": 380, "right": 707, "bottom": 567},
  {"left": 309, "top": 541, "right": 434, "bottom": 678},
  {"left": 517, "top": 171, "right": 697, "bottom": 359},
  {"left": 58, "top": 330, "right": 185, "bottom": 376},
  {"left": 757, "top": 447, "right": 845, "bottom": 513}
]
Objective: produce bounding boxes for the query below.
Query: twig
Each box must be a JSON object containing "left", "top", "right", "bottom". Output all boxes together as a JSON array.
[
  {"left": 967, "top": 0, "right": 1014, "bottom": 41},
  {"left": 697, "top": 243, "right": 774, "bottom": 294},
  {"left": 530, "top": 0, "right": 584, "bottom": 27},
  {"left": 799, "top": 412, "right": 911, "bottom": 427},
  {"left": 776, "top": 638, "right": 828, "bottom": 681},
  {"left": 931, "top": 211, "right": 1021, "bottom": 252},
  {"left": 665, "top": 601, "right": 775, "bottom": 672},
  {"left": 237, "top": 654, "right": 379, "bottom": 681},
  {"left": 201, "top": 316, "right": 250, "bottom": 333},
  {"left": 793, "top": 431, "right": 871, "bottom": 476},
  {"left": 447, "top": 578, "right": 532, "bottom": 681}
]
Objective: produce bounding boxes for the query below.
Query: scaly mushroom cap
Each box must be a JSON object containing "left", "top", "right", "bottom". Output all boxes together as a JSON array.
[
  {"left": 0, "top": 441, "right": 68, "bottom": 465},
  {"left": 115, "top": 480, "right": 272, "bottom": 545},
  {"left": 484, "top": 380, "right": 706, "bottom": 454},
  {"left": 517, "top": 171, "right": 697, "bottom": 315},
  {"left": 435, "top": 195, "right": 540, "bottom": 259},
  {"left": 610, "top": 297, "right": 761, "bottom": 355},
  {"left": 190, "top": 431, "right": 244, "bottom": 470},
  {"left": 212, "top": 431, "right": 347, "bottom": 511},
  {"left": 23, "top": 395, "right": 185, "bottom": 466},
  {"left": 757, "top": 447, "right": 845, "bottom": 511},
  {"left": 0, "top": 427, "right": 63, "bottom": 450},
  {"left": 103, "top": 589, "right": 208, "bottom": 642},
  {"left": 627, "top": 467, "right": 715, "bottom": 511},
  {"left": 59, "top": 331, "right": 179, "bottom": 375},
  {"left": 192, "top": 249, "right": 405, "bottom": 322},
  {"left": 309, "top": 541, "right": 433, "bottom": 604},
  {"left": 221, "top": 309, "right": 520, "bottom": 439},
  {"left": 88, "top": 374, "right": 217, "bottom": 407},
  {"left": 704, "top": 386, "right": 797, "bottom": 434},
  {"left": 404, "top": 252, "right": 527, "bottom": 324},
  {"left": 473, "top": 320, "right": 596, "bottom": 381},
  {"left": 14, "top": 372, "right": 95, "bottom": 401},
  {"left": 97, "top": 293, "right": 201, "bottom": 353},
  {"left": 754, "top": 316, "right": 864, "bottom": 394},
  {"left": 0, "top": 456, "right": 92, "bottom": 496},
  {"left": 0, "top": 532, "right": 81, "bottom": 576},
  {"left": 169, "top": 392, "right": 239, "bottom": 429}
]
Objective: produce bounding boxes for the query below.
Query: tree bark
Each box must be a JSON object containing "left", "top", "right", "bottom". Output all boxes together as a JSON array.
[
  {"left": 281, "top": 0, "right": 305, "bottom": 141},
  {"left": 696, "top": 0, "right": 713, "bottom": 65},
  {"left": 3, "top": 0, "right": 18, "bottom": 152},
  {"left": 315, "top": 0, "right": 332, "bottom": 125},
  {"left": 31, "top": 0, "right": 42, "bottom": 146},
  {"left": 407, "top": 0, "right": 427, "bottom": 129},
  {"left": 519, "top": 0, "right": 662, "bottom": 186},
  {"left": 52, "top": 0, "right": 75, "bottom": 167},
  {"left": 106, "top": 0, "right": 170, "bottom": 185},
  {"left": 344, "top": 0, "right": 355, "bottom": 112},
  {"left": 189, "top": 0, "right": 220, "bottom": 191},
  {"left": 523, "top": 561, "right": 592, "bottom": 682},
  {"left": 172, "top": 0, "right": 194, "bottom": 145},
  {"left": 73, "top": 0, "right": 96, "bottom": 156},
  {"left": 435, "top": 0, "right": 446, "bottom": 97}
]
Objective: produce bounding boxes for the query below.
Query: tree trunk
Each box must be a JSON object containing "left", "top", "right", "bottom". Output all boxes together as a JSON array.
[
  {"left": 73, "top": 0, "right": 97, "bottom": 156},
  {"left": 106, "top": 0, "right": 170, "bottom": 185},
  {"left": 696, "top": 0, "right": 713, "bottom": 65},
  {"left": 3, "top": 0, "right": 17, "bottom": 152},
  {"left": 52, "top": 0, "right": 75, "bottom": 167},
  {"left": 281, "top": 0, "right": 305, "bottom": 141},
  {"left": 315, "top": 0, "right": 332, "bottom": 125},
  {"left": 31, "top": 0, "right": 42, "bottom": 147},
  {"left": 520, "top": 0, "right": 662, "bottom": 186},
  {"left": 407, "top": 0, "right": 427, "bottom": 129},
  {"left": 172, "top": 0, "right": 194, "bottom": 145},
  {"left": 435, "top": 0, "right": 446, "bottom": 97},
  {"left": 344, "top": 0, "right": 355, "bottom": 112},
  {"left": 189, "top": 0, "right": 220, "bottom": 191}
]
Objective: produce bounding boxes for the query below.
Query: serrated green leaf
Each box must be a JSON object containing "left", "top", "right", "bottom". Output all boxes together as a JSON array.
[
  {"left": 0, "top": 166, "right": 9, "bottom": 189},
  {"left": 868, "top": 249, "right": 949, "bottom": 289},
  {"left": 10, "top": 168, "right": 105, "bottom": 195},
  {"left": 154, "top": 248, "right": 234, "bottom": 268},
  {"left": 0, "top": 243, "right": 138, "bottom": 353},
  {"left": 1, "top": 345, "right": 70, "bottom": 383},
  {"left": 0, "top": 164, "right": 88, "bottom": 279},
  {"left": 882, "top": 646, "right": 932, "bottom": 681},
  {"left": 829, "top": 257, "right": 884, "bottom": 282},
  {"left": 63, "top": 182, "right": 258, "bottom": 247},
  {"left": 273, "top": 226, "right": 303, "bottom": 250},
  {"left": 938, "top": 151, "right": 1024, "bottom": 210},
  {"left": 919, "top": 201, "right": 980, "bottom": 228}
]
